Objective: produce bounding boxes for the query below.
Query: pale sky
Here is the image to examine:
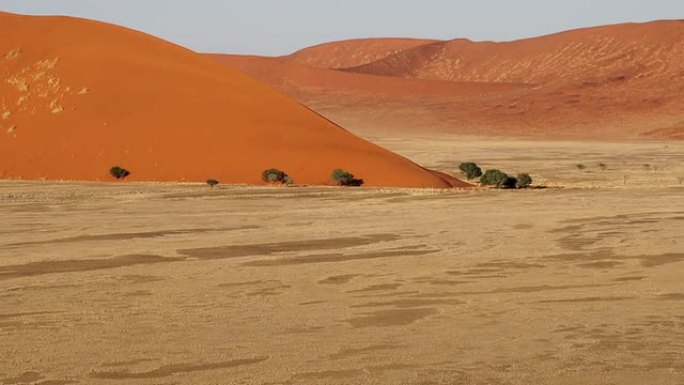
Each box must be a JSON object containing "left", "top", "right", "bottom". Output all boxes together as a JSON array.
[{"left": 0, "top": 0, "right": 682, "bottom": 56}]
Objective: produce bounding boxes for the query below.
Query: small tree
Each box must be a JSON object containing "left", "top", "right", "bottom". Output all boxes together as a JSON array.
[
  {"left": 206, "top": 179, "right": 219, "bottom": 188},
  {"left": 331, "top": 169, "right": 364, "bottom": 187},
  {"left": 261, "top": 168, "right": 290, "bottom": 184},
  {"left": 480, "top": 169, "right": 510, "bottom": 188},
  {"left": 109, "top": 166, "right": 130, "bottom": 180},
  {"left": 516, "top": 173, "right": 533, "bottom": 189},
  {"left": 332, "top": 169, "right": 353, "bottom": 185},
  {"left": 458, "top": 162, "right": 483, "bottom": 180}
]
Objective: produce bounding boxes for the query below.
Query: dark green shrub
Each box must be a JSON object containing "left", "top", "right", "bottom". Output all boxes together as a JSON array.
[
  {"left": 206, "top": 179, "right": 219, "bottom": 188},
  {"left": 480, "top": 169, "right": 509, "bottom": 188},
  {"left": 516, "top": 173, "right": 533, "bottom": 189},
  {"left": 331, "top": 169, "right": 364, "bottom": 187},
  {"left": 458, "top": 162, "right": 483, "bottom": 180},
  {"left": 109, "top": 166, "right": 130, "bottom": 180},
  {"left": 331, "top": 169, "right": 353, "bottom": 185},
  {"left": 261, "top": 168, "right": 289, "bottom": 184}
]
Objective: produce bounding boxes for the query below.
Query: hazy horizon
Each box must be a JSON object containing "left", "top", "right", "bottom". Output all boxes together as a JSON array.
[{"left": 0, "top": 0, "right": 682, "bottom": 55}]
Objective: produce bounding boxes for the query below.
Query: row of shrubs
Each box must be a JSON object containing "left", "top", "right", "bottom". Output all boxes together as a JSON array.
[
  {"left": 109, "top": 166, "right": 363, "bottom": 187},
  {"left": 112, "top": 163, "right": 530, "bottom": 189},
  {"left": 259, "top": 168, "right": 364, "bottom": 187},
  {"left": 459, "top": 162, "right": 533, "bottom": 189}
]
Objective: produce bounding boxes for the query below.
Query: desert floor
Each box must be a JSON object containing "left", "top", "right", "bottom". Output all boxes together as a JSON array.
[{"left": 1, "top": 137, "right": 683, "bottom": 385}]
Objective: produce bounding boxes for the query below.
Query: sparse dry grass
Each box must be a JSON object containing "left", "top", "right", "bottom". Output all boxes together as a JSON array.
[{"left": 1, "top": 137, "right": 683, "bottom": 385}]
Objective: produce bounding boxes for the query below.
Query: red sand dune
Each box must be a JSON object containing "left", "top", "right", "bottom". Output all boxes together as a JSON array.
[
  {"left": 287, "top": 38, "right": 439, "bottom": 69},
  {"left": 209, "top": 54, "right": 525, "bottom": 98},
  {"left": 212, "top": 21, "right": 684, "bottom": 140},
  {"left": 0, "top": 12, "right": 469, "bottom": 188},
  {"left": 345, "top": 21, "right": 684, "bottom": 84}
]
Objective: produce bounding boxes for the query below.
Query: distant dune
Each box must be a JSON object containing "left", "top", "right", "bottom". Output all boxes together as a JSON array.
[
  {"left": 287, "top": 38, "right": 440, "bottom": 69},
  {"left": 213, "top": 21, "right": 684, "bottom": 140},
  {"left": 0, "top": 12, "right": 469, "bottom": 187},
  {"left": 208, "top": 54, "right": 522, "bottom": 98},
  {"left": 344, "top": 21, "right": 684, "bottom": 83}
]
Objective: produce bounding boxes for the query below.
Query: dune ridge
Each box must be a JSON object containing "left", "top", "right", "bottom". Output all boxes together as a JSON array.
[
  {"left": 213, "top": 21, "right": 684, "bottom": 140},
  {"left": 287, "top": 38, "right": 440, "bottom": 69},
  {"left": 345, "top": 21, "right": 684, "bottom": 84}
]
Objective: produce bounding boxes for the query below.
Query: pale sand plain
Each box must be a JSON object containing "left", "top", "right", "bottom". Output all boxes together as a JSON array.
[{"left": 1, "top": 137, "right": 683, "bottom": 385}]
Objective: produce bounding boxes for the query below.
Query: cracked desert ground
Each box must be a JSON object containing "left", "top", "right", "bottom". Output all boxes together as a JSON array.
[{"left": 1, "top": 137, "right": 683, "bottom": 385}]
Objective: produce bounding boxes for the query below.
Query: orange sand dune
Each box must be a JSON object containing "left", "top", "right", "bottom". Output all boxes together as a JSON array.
[
  {"left": 0, "top": 12, "right": 468, "bottom": 188},
  {"left": 211, "top": 21, "right": 684, "bottom": 140},
  {"left": 345, "top": 21, "right": 684, "bottom": 84},
  {"left": 287, "top": 38, "right": 439, "bottom": 69}
]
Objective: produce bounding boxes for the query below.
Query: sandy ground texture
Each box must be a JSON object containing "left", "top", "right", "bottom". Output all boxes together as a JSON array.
[{"left": 1, "top": 138, "right": 684, "bottom": 385}]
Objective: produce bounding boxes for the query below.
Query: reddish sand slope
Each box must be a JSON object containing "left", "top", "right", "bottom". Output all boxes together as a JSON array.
[
  {"left": 212, "top": 21, "right": 684, "bottom": 140},
  {"left": 209, "top": 54, "right": 525, "bottom": 98},
  {"left": 345, "top": 21, "right": 684, "bottom": 84},
  {"left": 287, "top": 38, "right": 439, "bottom": 69},
  {"left": 0, "top": 12, "right": 468, "bottom": 187}
]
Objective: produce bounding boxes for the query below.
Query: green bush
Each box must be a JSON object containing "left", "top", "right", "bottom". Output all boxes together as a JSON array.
[
  {"left": 458, "top": 162, "right": 483, "bottom": 180},
  {"left": 480, "top": 169, "right": 509, "bottom": 188},
  {"left": 261, "top": 168, "right": 290, "bottom": 184},
  {"left": 109, "top": 166, "right": 130, "bottom": 180},
  {"left": 331, "top": 169, "right": 353, "bottom": 185},
  {"left": 206, "top": 179, "right": 219, "bottom": 188},
  {"left": 516, "top": 173, "right": 533, "bottom": 189},
  {"left": 331, "top": 169, "right": 364, "bottom": 186}
]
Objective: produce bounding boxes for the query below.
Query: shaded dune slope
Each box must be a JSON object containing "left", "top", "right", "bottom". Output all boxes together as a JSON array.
[{"left": 0, "top": 12, "right": 468, "bottom": 187}]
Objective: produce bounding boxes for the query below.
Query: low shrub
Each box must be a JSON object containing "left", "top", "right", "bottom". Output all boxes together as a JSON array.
[
  {"left": 458, "top": 162, "right": 483, "bottom": 180},
  {"left": 109, "top": 166, "right": 130, "bottom": 180},
  {"left": 480, "top": 169, "right": 509, "bottom": 188},
  {"left": 480, "top": 169, "right": 528, "bottom": 189},
  {"left": 206, "top": 179, "right": 219, "bottom": 188},
  {"left": 261, "top": 168, "right": 290, "bottom": 184},
  {"left": 516, "top": 173, "right": 533, "bottom": 189},
  {"left": 331, "top": 169, "right": 364, "bottom": 186}
]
